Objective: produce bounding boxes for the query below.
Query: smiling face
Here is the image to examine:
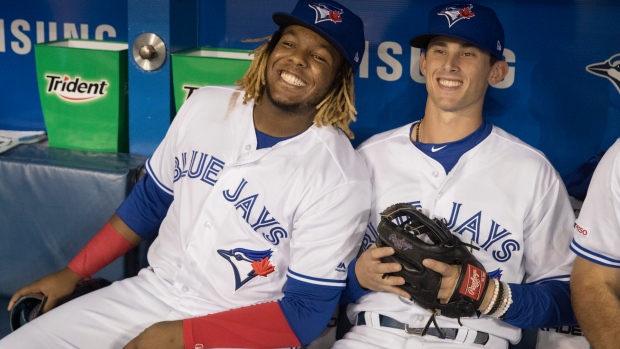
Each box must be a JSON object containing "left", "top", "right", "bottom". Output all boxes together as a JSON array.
[
  {"left": 264, "top": 25, "right": 344, "bottom": 115},
  {"left": 420, "top": 35, "right": 507, "bottom": 116}
]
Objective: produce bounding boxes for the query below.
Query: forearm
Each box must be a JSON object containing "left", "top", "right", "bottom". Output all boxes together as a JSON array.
[
  {"left": 68, "top": 213, "right": 140, "bottom": 278},
  {"left": 572, "top": 281, "right": 620, "bottom": 349},
  {"left": 571, "top": 256, "right": 620, "bottom": 348},
  {"left": 500, "top": 281, "right": 577, "bottom": 329},
  {"left": 183, "top": 302, "right": 300, "bottom": 349}
]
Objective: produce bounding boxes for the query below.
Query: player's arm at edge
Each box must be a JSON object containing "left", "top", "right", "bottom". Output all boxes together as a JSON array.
[
  {"left": 69, "top": 172, "right": 171, "bottom": 279},
  {"left": 570, "top": 255, "right": 620, "bottom": 349},
  {"left": 183, "top": 277, "right": 341, "bottom": 348}
]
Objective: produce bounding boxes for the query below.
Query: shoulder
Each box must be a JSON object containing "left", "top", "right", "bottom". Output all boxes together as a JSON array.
[
  {"left": 305, "top": 125, "right": 371, "bottom": 184},
  {"left": 486, "top": 126, "right": 554, "bottom": 167},
  {"left": 356, "top": 123, "right": 414, "bottom": 155}
]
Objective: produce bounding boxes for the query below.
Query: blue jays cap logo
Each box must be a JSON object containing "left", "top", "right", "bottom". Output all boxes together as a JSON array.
[
  {"left": 218, "top": 248, "right": 275, "bottom": 291},
  {"left": 438, "top": 4, "right": 476, "bottom": 28},
  {"left": 586, "top": 53, "right": 620, "bottom": 94},
  {"left": 308, "top": 3, "right": 343, "bottom": 24}
]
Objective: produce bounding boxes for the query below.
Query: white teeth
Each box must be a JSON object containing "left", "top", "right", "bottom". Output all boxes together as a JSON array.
[
  {"left": 280, "top": 71, "right": 307, "bottom": 87},
  {"left": 439, "top": 79, "right": 462, "bottom": 88}
]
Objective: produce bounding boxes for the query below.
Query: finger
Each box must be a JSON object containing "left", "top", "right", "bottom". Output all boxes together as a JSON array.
[
  {"left": 7, "top": 286, "right": 37, "bottom": 311},
  {"left": 422, "top": 259, "right": 453, "bottom": 276},
  {"left": 42, "top": 297, "right": 60, "bottom": 313},
  {"left": 370, "top": 246, "right": 395, "bottom": 259},
  {"left": 380, "top": 274, "right": 405, "bottom": 286},
  {"left": 376, "top": 261, "right": 402, "bottom": 275}
]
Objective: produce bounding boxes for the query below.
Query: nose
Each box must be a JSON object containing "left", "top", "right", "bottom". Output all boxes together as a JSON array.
[
  {"left": 288, "top": 50, "right": 308, "bottom": 68},
  {"left": 442, "top": 53, "right": 459, "bottom": 72}
]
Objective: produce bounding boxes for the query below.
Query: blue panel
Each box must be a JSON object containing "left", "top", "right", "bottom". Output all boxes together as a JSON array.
[
  {"left": 198, "top": 0, "right": 620, "bottom": 180},
  {"left": 127, "top": 0, "right": 198, "bottom": 156},
  {"left": 0, "top": 0, "right": 128, "bottom": 131}
]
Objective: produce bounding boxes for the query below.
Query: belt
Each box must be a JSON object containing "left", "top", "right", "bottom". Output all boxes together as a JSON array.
[{"left": 356, "top": 312, "right": 489, "bottom": 345}]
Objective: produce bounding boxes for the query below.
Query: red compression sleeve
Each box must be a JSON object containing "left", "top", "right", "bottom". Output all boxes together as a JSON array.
[
  {"left": 183, "top": 301, "right": 301, "bottom": 349},
  {"left": 68, "top": 222, "right": 135, "bottom": 278}
]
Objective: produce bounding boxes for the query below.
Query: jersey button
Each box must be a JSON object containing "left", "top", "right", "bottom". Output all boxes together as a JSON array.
[
  {"left": 245, "top": 144, "right": 252, "bottom": 150},
  {"left": 432, "top": 171, "right": 439, "bottom": 177},
  {"left": 182, "top": 286, "right": 189, "bottom": 293},
  {"left": 417, "top": 315, "right": 424, "bottom": 321},
  {"left": 204, "top": 221, "right": 212, "bottom": 229}
]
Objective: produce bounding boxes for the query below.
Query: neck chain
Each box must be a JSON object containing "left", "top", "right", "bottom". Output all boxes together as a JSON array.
[{"left": 415, "top": 120, "right": 422, "bottom": 142}]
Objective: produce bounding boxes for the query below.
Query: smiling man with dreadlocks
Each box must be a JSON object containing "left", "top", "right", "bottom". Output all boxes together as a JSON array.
[{"left": 1, "top": 1, "right": 370, "bottom": 349}]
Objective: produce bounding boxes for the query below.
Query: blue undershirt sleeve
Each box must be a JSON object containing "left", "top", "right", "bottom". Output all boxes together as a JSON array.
[
  {"left": 502, "top": 280, "right": 577, "bottom": 329},
  {"left": 340, "top": 258, "right": 372, "bottom": 304},
  {"left": 116, "top": 172, "right": 173, "bottom": 240},
  {"left": 278, "top": 277, "right": 342, "bottom": 345}
]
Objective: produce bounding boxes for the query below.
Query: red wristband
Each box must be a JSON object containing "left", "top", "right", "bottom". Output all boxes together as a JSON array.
[
  {"left": 68, "top": 222, "right": 135, "bottom": 278},
  {"left": 183, "top": 302, "right": 300, "bottom": 349}
]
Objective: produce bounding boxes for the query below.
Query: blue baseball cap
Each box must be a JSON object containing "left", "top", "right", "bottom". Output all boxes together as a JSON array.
[
  {"left": 409, "top": 2, "right": 504, "bottom": 60},
  {"left": 273, "top": 0, "right": 365, "bottom": 72}
]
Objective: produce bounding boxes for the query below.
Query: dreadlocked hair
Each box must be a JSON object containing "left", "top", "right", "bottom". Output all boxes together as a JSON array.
[{"left": 236, "top": 29, "right": 358, "bottom": 139}]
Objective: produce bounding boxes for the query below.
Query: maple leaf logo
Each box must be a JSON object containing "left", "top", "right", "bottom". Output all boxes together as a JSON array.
[{"left": 252, "top": 257, "right": 275, "bottom": 277}]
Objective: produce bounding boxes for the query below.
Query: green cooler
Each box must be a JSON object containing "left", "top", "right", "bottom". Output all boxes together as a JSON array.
[
  {"left": 171, "top": 48, "right": 253, "bottom": 113},
  {"left": 35, "top": 39, "right": 128, "bottom": 152}
]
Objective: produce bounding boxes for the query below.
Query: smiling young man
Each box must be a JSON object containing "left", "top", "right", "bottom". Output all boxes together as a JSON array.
[
  {"left": 334, "top": 3, "right": 578, "bottom": 349},
  {"left": 0, "top": 1, "right": 371, "bottom": 349}
]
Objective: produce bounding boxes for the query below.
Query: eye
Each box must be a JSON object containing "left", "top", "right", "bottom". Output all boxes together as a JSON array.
[
  {"left": 281, "top": 41, "right": 294, "bottom": 48},
  {"left": 313, "top": 54, "right": 326, "bottom": 62}
]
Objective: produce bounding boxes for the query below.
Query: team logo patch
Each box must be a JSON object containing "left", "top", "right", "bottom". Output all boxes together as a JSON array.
[
  {"left": 218, "top": 248, "right": 275, "bottom": 291},
  {"left": 308, "top": 3, "right": 343, "bottom": 24},
  {"left": 438, "top": 4, "right": 475, "bottom": 28},
  {"left": 586, "top": 53, "right": 620, "bottom": 94},
  {"left": 458, "top": 264, "right": 486, "bottom": 301},
  {"left": 574, "top": 221, "right": 590, "bottom": 238}
]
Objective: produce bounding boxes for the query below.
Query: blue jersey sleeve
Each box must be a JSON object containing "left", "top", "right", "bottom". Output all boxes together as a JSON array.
[
  {"left": 502, "top": 280, "right": 577, "bottom": 329},
  {"left": 339, "top": 258, "right": 372, "bottom": 304},
  {"left": 278, "top": 277, "right": 342, "bottom": 345},
  {"left": 116, "top": 172, "right": 173, "bottom": 240}
]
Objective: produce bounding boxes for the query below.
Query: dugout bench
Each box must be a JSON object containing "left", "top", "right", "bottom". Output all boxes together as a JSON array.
[
  {"left": 0, "top": 141, "right": 539, "bottom": 347},
  {"left": 0, "top": 141, "right": 148, "bottom": 339}
]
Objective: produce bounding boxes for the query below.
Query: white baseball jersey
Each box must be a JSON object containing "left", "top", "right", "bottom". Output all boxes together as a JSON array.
[
  {"left": 0, "top": 86, "right": 372, "bottom": 349},
  {"left": 347, "top": 122, "right": 576, "bottom": 345},
  {"left": 570, "top": 138, "right": 620, "bottom": 265},
  {"left": 145, "top": 85, "right": 371, "bottom": 314}
]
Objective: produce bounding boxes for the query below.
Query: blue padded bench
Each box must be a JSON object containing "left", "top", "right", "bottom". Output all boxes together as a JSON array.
[{"left": 0, "top": 141, "right": 148, "bottom": 339}]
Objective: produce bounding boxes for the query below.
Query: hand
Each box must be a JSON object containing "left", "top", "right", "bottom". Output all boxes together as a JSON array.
[
  {"left": 7, "top": 267, "right": 82, "bottom": 313},
  {"left": 422, "top": 259, "right": 461, "bottom": 304},
  {"left": 355, "top": 245, "right": 410, "bottom": 299},
  {"left": 124, "top": 321, "right": 184, "bottom": 349}
]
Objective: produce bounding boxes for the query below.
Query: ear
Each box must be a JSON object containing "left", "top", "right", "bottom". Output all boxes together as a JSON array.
[
  {"left": 488, "top": 60, "right": 508, "bottom": 85},
  {"left": 419, "top": 51, "right": 427, "bottom": 77}
]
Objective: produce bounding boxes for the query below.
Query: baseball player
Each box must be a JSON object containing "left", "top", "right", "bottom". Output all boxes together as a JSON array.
[
  {"left": 0, "top": 1, "right": 371, "bottom": 348},
  {"left": 334, "top": 3, "right": 578, "bottom": 349},
  {"left": 570, "top": 138, "right": 620, "bottom": 349}
]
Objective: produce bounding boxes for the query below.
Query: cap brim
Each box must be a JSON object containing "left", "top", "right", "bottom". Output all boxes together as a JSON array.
[
  {"left": 273, "top": 13, "right": 349, "bottom": 67},
  {"left": 409, "top": 34, "right": 436, "bottom": 49}
]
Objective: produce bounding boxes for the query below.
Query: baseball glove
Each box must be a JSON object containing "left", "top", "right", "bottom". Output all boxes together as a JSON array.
[{"left": 376, "top": 203, "right": 489, "bottom": 321}]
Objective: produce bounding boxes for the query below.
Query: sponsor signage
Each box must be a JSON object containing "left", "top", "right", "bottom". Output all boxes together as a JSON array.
[
  {"left": 34, "top": 39, "right": 128, "bottom": 152},
  {"left": 171, "top": 48, "right": 253, "bottom": 113}
]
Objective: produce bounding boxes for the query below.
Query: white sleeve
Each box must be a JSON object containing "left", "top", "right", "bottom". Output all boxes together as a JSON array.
[
  {"left": 523, "top": 172, "right": 576, "bottom": 283},
  {"left": 287, "top": 180, "right": 372, "bottom": 287},
  {"left": 570, "top": 139, "right": 620, "bottom": 267}
]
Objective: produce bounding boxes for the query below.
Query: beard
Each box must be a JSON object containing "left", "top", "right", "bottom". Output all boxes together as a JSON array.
[{"left": 264, "top": 80, "right": 331, "bottom": 114}]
